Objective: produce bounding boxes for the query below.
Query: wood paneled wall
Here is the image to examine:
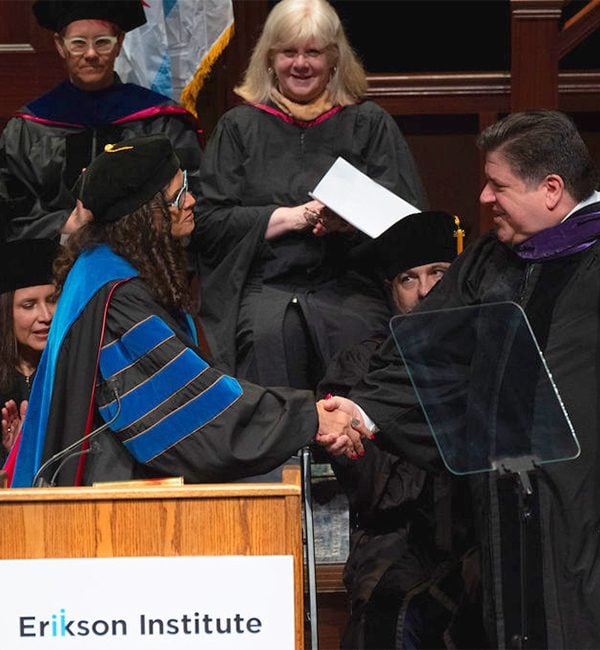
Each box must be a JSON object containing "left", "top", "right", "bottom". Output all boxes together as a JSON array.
[
  {"left": 0, "top": 0, "right": 64, "bottom": 127},
  {"left": 195, "top": 0, "right": 600, "bottom": 239},
  {"left": 2, "top": 0, "right": 600, "bottom": 240}
]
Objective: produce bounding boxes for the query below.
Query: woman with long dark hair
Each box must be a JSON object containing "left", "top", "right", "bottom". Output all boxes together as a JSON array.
[
  {"left": 6, "top": 134, "right": 359, "bottom": 487},
  {"left": 0, "top": 239, "right": 58, "bottom": 464}
]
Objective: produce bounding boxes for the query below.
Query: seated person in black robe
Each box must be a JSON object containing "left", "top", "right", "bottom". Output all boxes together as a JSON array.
[
  {"left": 192, "top": 0, "right": 428, "bottom": 392},
  {"left": 0, "top": 0, "right": 202, "bottom": 241},
  {"left": 318, "top": 212, "right": 485, "bottom": 649},
  {"left": 0, "top": 239, "right": 59, "bottom": 465}
]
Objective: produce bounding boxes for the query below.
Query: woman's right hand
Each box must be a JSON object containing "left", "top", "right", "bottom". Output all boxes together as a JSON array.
[
  {"left": 2, "top": 399, "right": 27, "bottom": 452},
  {"left": 265, "top": 200, "right": 327, "bottom": 240},
  {"left": 314, "top": 395, "right": 372, "bottom": 459},
  {"left": 311, "top": 207, "right": 354, "bottom": 236}
]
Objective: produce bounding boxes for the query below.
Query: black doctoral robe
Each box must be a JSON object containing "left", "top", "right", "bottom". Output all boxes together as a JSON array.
[
  {"left": 0, "top": 77, "right": 203, "bottom": 241},
  {"left": 318, "top": 338, "right": 479, "bottom": 649},
  {"left": 8, "top": 246, "right": 316, "bottom": 487},
  {"left": 350, "top": 212, "right": 600, "bottom": 649}
]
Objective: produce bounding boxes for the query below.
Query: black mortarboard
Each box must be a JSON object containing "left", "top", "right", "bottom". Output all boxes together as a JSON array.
[
  {"left": 76, "top": 134, "right": 181, "bottom": 223},
  {"left": 351, "top": 211, "right": 461, "bottom": 281},
  {"left": 0, "top": 239, "right": 59, "bottom": 294},
  {"left": 33, "top": 0, "right": 147, "bottom": 33}
]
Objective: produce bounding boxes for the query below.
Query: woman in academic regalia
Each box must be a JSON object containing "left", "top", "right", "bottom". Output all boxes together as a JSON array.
[
  {"left": 0, "top": 239, "right": 59, "bottom": 464},
  {"left": 192, "top": 0, "right": 428, "bottom": 391},
  {"left": 5, "top": 134, "right": 358, "bottom": 488},
  {"left": 0, "top": 0, "right": 203, "bottom": 241}
]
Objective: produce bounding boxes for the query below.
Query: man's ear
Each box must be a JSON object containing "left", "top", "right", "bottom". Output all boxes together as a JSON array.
[
  {"left": 54, "top": 32, "right": 67, "bottom": 60},
  {"left": 544, "top": 173, "right": 564, "bottom": 210}
]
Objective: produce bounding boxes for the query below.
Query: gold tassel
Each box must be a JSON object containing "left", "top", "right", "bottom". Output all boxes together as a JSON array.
[
  {"left": 180, "top": 22, "right": 235, "bottom": 118},
  {"left": 454, "top": 215, "right": 465, "bottom": 254}
]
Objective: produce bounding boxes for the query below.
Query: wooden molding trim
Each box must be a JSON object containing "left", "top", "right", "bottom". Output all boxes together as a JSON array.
[
  {"left": 367, "top": 72, "right": 511, "bottom": 98},
  {"left": 559, "top": 1, "right": 600, "bottom": 59},
  {"left": 510, "top": 0, "right": 563, "bottom": 20},
  {"left": 0, "top": 44, "right": 35, "bottom": 53},
  {"left": 315, "top": 563, "right": 346, "bottom": 594},
  {"left": 366, "top": 71, "right": 600, "bottom": 115},
  {"left": 560, "top": 70, "right": 600, "bottom": 93},
  {"left": 366, "top": 72, "right": 511, "bottom": 116}
]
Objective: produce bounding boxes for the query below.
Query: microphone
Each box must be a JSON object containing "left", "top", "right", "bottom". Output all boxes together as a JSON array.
[{"left": 32, "top": 380, "right": 122, "bottom": 487}]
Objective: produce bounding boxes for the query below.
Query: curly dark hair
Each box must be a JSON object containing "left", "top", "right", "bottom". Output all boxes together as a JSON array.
[
  {"left": 54, "top": 192, "right": 192, "bottom": 312},
  {"left": 0, "top": 290, "right": 19, "bottom": 393}
]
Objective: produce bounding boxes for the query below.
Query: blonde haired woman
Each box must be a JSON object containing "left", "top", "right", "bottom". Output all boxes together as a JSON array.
[
  {"left": 235, "top": 0, "right": 367, "bottom": 105},
  {"left": 193, "top": 0, "right": 428, "bottom": 391}
]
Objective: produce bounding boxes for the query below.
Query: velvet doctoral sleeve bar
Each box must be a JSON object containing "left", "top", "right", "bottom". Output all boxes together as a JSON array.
[{"left": 7, "top": 246, "right": 315, "bottom": 487}]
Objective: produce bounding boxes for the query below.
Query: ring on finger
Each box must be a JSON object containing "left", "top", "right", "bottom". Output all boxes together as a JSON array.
[{"left": 303, "top": 208, "right": 319, "bottom": 226}]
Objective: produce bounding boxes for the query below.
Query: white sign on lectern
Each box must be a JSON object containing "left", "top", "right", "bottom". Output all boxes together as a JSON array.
[{"left": 0, "top": 555, "right": 294, "bottom": 649}]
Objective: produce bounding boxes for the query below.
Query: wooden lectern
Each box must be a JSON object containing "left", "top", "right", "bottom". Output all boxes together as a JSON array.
[{"left": 0, "top": 465, "right": 305, "bottom": 649}]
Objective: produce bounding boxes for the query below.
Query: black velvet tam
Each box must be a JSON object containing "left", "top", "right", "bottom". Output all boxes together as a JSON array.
[
  {"left": 33, "top": 0, "right": 146, "bottom": 33},
  {"left": 351, "top": 211, "right": 460, "bottom": 281},
  {"left": 76, "top": 134, "right": 180, "bottom": 223},
  {"left": 0, "top": 239, "right": 59, "bottom": 294}
]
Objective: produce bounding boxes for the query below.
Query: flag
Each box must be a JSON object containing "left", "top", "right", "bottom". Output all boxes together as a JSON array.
[{"left": 115, "top": 0, "right": 234, "bottom": 117}]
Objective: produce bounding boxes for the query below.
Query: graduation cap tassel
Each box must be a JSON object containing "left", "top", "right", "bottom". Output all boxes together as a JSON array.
[{"left": 454, "top": 215, "right": 465, "bottom": 254}]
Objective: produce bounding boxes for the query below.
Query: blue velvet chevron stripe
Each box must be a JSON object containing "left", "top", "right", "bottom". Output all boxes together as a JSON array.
[
  {"left": 98, "top": 315, "right": 242, "bottom": 463},
  {"left": 122, "top": 374, "right": 242, "bottom": 462},
  {"left": 100, "top": 315, "right": 190, "bottom": 378}
]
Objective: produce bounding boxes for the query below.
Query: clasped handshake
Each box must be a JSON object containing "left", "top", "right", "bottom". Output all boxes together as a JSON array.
[{"left": 314, "top": 395, "right": 374, "bottom": 460}]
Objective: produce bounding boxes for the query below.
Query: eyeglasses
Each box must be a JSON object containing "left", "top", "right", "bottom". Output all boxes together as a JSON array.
[
  {"left": 166, "top": 170, "right": 188, "bottom": 210},
  {"left": 62, "top": 35, "right": 118, "bottom": 55},
  {"left": 278, "top": 47, "right": 326, "bottom": 60}
]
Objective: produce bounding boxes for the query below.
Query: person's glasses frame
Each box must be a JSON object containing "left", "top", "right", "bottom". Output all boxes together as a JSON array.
[
  {"left": 167, "top": 170, "right": 188, "bottom": 210},
  {"left": 62, "top": 35, "right": 119, "bottom": 55},
  {"left": 277, "top": 47, "right": 325, "bottom": 60}
]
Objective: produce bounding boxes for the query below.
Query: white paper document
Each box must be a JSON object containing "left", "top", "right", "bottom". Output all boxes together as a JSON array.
[{"left": 309, "top": 156, "right": 420, "bottom": 238}]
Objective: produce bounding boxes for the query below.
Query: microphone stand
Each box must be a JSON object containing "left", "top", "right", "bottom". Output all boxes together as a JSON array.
[{"left": 32, "top": 385, "right": 121, "bottom": 487}]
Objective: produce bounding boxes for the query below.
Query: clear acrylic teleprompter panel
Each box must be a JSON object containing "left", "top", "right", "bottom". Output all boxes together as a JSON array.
[{"left": 389, "top": 301, "right": 580, "bottom": 475}]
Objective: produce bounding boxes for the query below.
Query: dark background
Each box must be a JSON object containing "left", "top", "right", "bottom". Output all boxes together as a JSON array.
[{"left": 270, "top": 0, "right": 599, "bottom": 72}]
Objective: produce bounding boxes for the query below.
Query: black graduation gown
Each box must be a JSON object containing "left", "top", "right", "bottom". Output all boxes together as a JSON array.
[
  {"left": 11, "top": 262, "right": 316, "bottom": 486},
  {"left": 318, "top": 338, "right": 478, "bottom": 649},
  {"left": 192, "top": 101, "right": 428, "bottom": 387},
  {"left": 350, "top": 223, "right": 600, "bottom": 649},
  {"left": 0, "top": 78, "right": 202, "bottom": 241}
]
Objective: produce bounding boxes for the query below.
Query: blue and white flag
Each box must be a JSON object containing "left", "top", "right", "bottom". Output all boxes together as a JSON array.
[{"left": 115, "top": 0, "right": 234, "bottom": 116}]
